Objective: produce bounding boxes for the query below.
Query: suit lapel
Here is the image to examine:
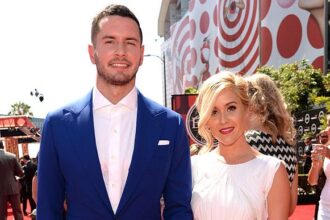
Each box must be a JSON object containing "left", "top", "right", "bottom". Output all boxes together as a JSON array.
[
  {"left": 116, "top": 93, "right": 163, "bottom": 214},
  {"left": 64, "top": 92, "right": 114, "bottom": 216}
]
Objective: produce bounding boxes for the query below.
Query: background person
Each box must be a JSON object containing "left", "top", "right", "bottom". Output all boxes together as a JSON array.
[
  {"left": 21, "top": 155, "right": 37, "bottom": 215},
  {"left": 308, "top": 128, "right": 330, "bottom": 219},
  {"left": 303, "top": 136, "right": 313, "bottom": 174},
  {"left": 18, "top": 159, "right": 26, "bottom": 208},
  {"left": 37, "top": 4, "right": 192, "bottom": 219},
  {"left": 312, "top": 132, "right": 329, "bottom": 219},
  {"left": 245, "top": 73, "right": 298, "bottom": 215},
  {"left": 0, "top": 141, "right": 24, "bottom": 220},
  {"left": 30, "top": 170, "right": 37, "bottom": 219},
  {"left": 191, "top": 72, "right": 290, "bottom": 219}
]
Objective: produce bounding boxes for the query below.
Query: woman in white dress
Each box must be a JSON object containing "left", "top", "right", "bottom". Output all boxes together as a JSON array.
[{"left": 191, "top": 72, "right": 290, "bottom": 220}]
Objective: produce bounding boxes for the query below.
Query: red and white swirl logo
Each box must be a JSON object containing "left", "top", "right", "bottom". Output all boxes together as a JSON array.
[{"left": 217, "top": 0, "right": 259, "bottom": 75}]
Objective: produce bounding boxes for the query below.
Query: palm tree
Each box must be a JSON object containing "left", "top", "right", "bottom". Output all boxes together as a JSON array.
[{"left": 8, "top": 101, "right": 33, "bottom": 116}]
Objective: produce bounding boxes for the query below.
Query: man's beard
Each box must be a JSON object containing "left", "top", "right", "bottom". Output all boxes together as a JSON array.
[{"left": 96, "top": 62, "right": 137, "bottom": 86}]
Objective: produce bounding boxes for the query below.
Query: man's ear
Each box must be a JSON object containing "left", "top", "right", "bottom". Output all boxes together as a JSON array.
[
  {"left": 139, "top": 45, "right": 144, "bottom": 66},
  {"left": 88, "top": 44, "right": 96, "bottom": 64}
]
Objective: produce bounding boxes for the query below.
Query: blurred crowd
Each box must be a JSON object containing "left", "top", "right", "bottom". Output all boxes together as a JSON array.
[{"left": 0, "top": 144, "right": 37, "bottom": 220}]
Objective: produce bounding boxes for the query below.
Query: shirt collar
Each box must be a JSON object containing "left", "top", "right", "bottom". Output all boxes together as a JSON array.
[{"left": 93, "top": 86, "right": 137, "bottom": 110}]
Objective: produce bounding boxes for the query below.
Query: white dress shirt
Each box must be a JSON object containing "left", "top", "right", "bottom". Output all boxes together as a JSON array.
[{"left": 93, "top": 87, "right": 137, "bottom": 213}]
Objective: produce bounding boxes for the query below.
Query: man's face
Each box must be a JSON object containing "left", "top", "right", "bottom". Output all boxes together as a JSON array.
[{"left": 89, "top": 15, "right": 144, "bottom": 87}]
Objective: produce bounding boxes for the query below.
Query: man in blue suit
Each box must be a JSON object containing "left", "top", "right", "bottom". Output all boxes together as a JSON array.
[{"left": 37, "top": 4, "right": 192, "bottom": 220}]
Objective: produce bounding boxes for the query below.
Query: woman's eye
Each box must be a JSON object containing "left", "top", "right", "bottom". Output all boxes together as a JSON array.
[
  {"left": 228, "top": 105, "right": 236, "bottom": 112},
  {"left": 211, "top": 110, "right": 218, "bottom": 116}
]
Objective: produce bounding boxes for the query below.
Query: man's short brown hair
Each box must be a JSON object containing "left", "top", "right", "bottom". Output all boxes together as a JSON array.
[{"left": 91, "top": 4, "right": 143, "bottom": 45}]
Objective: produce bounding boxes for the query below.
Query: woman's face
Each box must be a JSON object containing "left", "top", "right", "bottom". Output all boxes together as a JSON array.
[{"left": 206, "top": 87, "right": 249, "bottom": 147}]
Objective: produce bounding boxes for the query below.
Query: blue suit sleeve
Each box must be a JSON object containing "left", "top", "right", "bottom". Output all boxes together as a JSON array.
[
  {"left": 37, "top": 115, "right": 66, "bottom": 219},
  {"left": 163, "top": 115, "right": 193, "bottom": 220}
]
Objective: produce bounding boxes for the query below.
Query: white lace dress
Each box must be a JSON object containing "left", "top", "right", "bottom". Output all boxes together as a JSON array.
[{"left": 191, "top": 150, "right": 281, "bottom": 220}]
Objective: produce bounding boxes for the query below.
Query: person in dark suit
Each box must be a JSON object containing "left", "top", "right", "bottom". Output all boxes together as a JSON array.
[
  {"left": 21, "top": 155, "right": 37, "bottom": 215},
  {"left": 0, "top": 141, "right": 24, "bottom": 220},
  {"left": 37, "top": 4, "right": 192, "bottom": 219},
  {"left": 303, "top": 136, "right": 313, "bottom": 174},
  {"left": 18, "top": 159, "right": 26, "bottom": 205}
]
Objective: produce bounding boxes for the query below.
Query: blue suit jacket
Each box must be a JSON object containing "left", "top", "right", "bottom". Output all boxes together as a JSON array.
[{"left": 37, "top": 90, "right": 193, "bottom": 220}]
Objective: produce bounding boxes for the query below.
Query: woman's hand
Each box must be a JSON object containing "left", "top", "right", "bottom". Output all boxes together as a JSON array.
[{"left": 311, "top": 144, "right": 325, "bottom": 168}]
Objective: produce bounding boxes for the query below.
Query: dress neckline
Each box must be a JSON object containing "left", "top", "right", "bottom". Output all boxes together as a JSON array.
[{"left": 210, "top": 149, "right": 265, "bottom": 166}]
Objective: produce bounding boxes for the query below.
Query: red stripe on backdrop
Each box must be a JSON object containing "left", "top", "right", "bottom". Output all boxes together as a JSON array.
[
  {"left": 219, "top": 28, "right": 259, "bottom": 68},
  {"left": 219, "top": 0, "right": 257, "bottom": 51}
]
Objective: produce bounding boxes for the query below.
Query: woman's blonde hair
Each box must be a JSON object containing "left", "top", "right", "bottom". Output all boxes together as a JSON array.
[
  {"left": 246, "top": 73, "right": 296, "bottom": 145},
  {"left": 195, "top": 71, "right": 249, "bottom": 152}
]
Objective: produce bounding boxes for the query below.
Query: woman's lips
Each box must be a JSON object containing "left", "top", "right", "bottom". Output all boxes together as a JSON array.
[{"left": 219, "top": 127, "right": 234, "bottom": 134}]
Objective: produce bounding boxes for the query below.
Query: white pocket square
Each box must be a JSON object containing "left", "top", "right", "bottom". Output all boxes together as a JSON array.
[{"left": 158, "top": 140, "right": 170, "bottom": 146}]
